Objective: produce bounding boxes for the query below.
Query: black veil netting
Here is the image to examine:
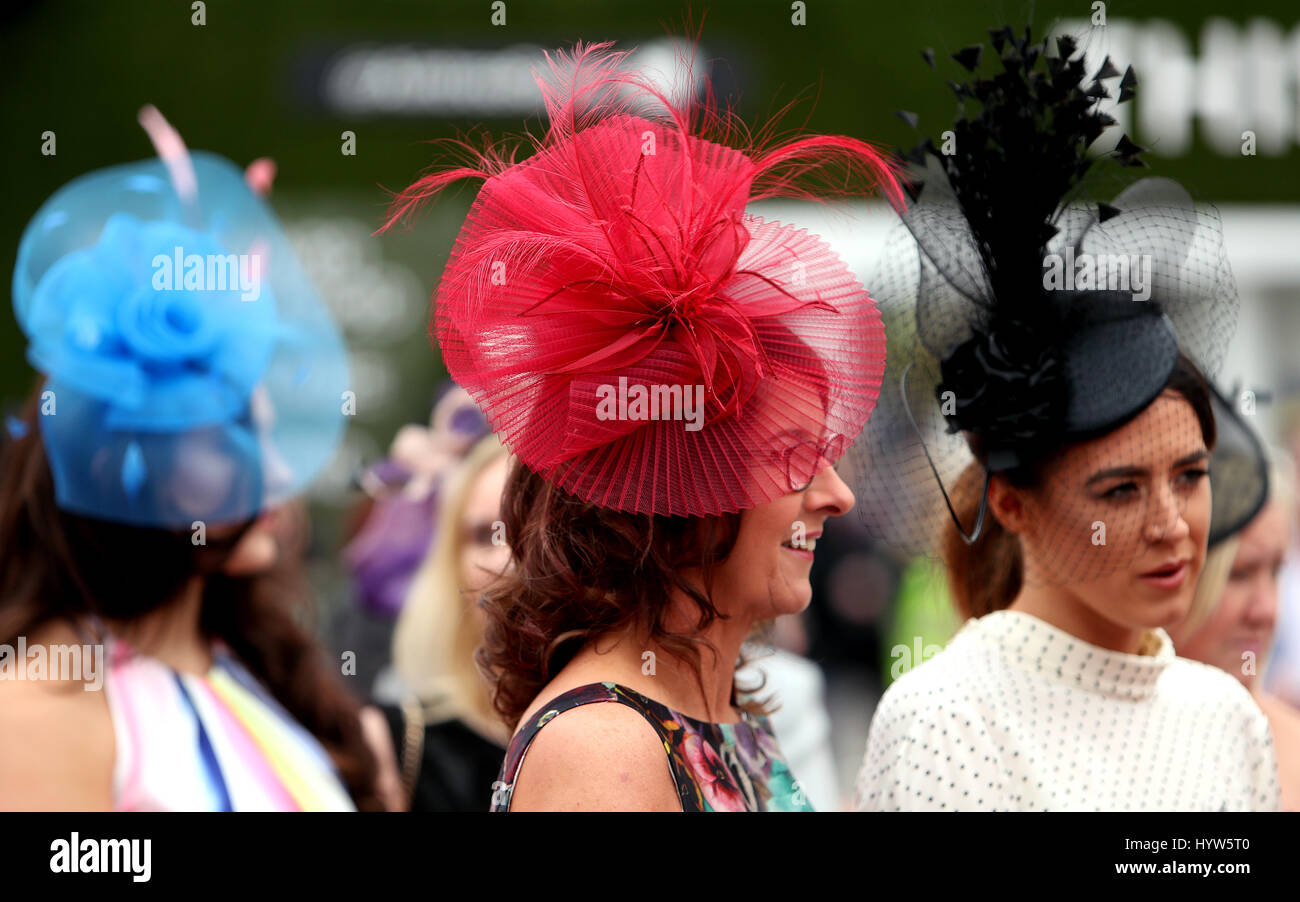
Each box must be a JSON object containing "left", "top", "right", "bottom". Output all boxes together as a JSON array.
[{"left": 847, "top": 25, "right": 1253, "bottom": 587}]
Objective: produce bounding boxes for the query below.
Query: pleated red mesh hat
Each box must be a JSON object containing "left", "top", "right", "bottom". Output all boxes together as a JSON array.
[{"left": 384, "top": 40, "right": 903, "bottom": 517}]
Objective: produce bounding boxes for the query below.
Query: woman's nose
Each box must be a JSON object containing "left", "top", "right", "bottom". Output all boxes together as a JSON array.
[
  {"left": 807, "top": 465, "right": 854, "bottom": 517},
  {"left": 1143, "top": 482, "right": 1189, "bottom": 544}
]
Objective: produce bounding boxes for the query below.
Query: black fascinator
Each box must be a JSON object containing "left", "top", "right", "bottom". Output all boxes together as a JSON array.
[
  {"left": 1206, "top": 382, "right": 1269, "bottom": 548},
  {"left": 852, "top": 25, "right": 1247, "bottom": 570}
]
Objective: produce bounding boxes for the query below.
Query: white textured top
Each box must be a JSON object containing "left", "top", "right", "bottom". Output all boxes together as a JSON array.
[{"left": 855, "top": 610, "right": 1281, "bottom": 811}]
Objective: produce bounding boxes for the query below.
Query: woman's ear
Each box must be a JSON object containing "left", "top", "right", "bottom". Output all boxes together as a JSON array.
[
  {"left": 221, "top": 520, "right": 279, "bottom": 576},
  {"left": 987, "top": 474, "right": 1030, "bottom": 535}
]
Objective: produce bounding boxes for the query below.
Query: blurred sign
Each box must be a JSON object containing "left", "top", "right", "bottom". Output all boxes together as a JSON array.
[
  {"left": 1055, "top": 17, "right": 1300, "bottom": 157},
  {"left": 312, "top": 38, "right": 712, "bottom": 116}
]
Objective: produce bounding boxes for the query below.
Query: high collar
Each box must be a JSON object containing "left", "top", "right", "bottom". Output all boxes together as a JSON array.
[{"left": 966, "top": 609, "right": 1175, "bottom": 701}]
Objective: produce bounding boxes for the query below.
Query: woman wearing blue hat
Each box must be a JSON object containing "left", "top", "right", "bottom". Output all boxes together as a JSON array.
[{"left": 0, "top": 108, "right": 391, "bottom": 811}]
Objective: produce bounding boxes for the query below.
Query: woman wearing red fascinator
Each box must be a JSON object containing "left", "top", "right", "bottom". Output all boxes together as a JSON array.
[{"left": 384, "top": 39, "right": 902, "bottom": 811}]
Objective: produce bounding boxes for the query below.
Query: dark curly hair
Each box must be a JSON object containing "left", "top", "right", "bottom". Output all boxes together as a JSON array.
[{"left": 477, "top": 458, "right": 774, "bottom": 729}]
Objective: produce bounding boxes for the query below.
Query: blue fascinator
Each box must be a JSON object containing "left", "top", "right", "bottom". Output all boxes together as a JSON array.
[{"left": 11, "top": 114, "right": 349, "bottom": 529}]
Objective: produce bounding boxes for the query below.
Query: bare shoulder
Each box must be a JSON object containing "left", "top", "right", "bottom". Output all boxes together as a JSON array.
[
  {"left": 508, "top": 699, "right": 680, "bottom": 812},
  {"left": 1258, "top": 692, "right": 1300, "bottom": 744},
  {"left": 0, "top": 625, "right": 115, "bottom": 810},
  {"left": 1257, "top": 693, "right": 1300, "bottom": 811}
]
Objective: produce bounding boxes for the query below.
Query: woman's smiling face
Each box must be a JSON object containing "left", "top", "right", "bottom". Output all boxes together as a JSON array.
[
  {"left": 711, "top": 461, "right": 855, "bottom": 620},
  {"left": 998, "top": 391, "right": 1213, "bottom": 636}
]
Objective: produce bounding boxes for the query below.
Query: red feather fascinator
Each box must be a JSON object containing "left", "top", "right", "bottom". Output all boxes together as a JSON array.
[{"left": 385, "top": 41, "right": 903, "bottom": 516}]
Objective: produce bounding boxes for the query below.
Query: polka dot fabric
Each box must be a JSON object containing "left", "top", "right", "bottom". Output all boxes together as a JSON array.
[{"left": 855, "top": 610, "right": 1281, "bottom": 811}]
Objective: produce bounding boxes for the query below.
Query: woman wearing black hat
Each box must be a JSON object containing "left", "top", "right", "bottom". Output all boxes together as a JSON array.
[{"left": 851, "top": 26, "right": 1280, "bottom": 811}]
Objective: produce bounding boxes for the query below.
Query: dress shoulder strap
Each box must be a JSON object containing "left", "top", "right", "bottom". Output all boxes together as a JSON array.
[{"left": 490, "top": 681, "right": 688, "bottom": 811}]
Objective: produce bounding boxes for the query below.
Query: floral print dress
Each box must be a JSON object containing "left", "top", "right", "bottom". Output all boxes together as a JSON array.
[{"left": 489, "top": 681, "right": 813, "bottom": 811}]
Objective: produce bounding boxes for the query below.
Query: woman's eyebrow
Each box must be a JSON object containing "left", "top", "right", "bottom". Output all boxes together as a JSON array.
[
  {"left": 1084, "top": 449, "right": 1210, "bottom": 486},
  {"left": 1085, "top": 465, "right": 1146, "bottom": 486},
  {"left": 1172, "top": 449, "right": 1211, "bottom": 468}
]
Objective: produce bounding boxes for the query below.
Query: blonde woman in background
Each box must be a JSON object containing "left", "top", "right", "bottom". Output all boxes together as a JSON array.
[
  {"left": 380, "top": 435, "right": 511, "bottom": 810},
  {"left": 1169, "top": 450, "right": 1300, "bottom": 810},
  {"left": 1269, "top": 406, "right": 1300, "bottom": 708}
]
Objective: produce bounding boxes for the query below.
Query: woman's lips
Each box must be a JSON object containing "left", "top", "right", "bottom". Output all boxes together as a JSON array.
[
  {"left": 781, "top": 534, "right": 818, "bottom": 562},
  {"left": 1138, "top": 559, "right": 1189, "bottom": 591},
  {"left": 1235, "top": 635, "right": 1271, "bottom": 655}
]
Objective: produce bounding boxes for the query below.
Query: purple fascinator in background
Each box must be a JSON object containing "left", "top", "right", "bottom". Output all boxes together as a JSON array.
[{"left": 343, "top": 383, "right": 490, "bottom": 619}]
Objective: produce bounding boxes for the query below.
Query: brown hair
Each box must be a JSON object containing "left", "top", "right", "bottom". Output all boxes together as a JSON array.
[
  {"left": 477, "top": 458, "right": 771, "bottom": 729},
  {"left": 944, "top": 352, "right": 1218, "bottom": 619},
  {"left": 0, "top": 383, "right": 383, "bottom": 810}
]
